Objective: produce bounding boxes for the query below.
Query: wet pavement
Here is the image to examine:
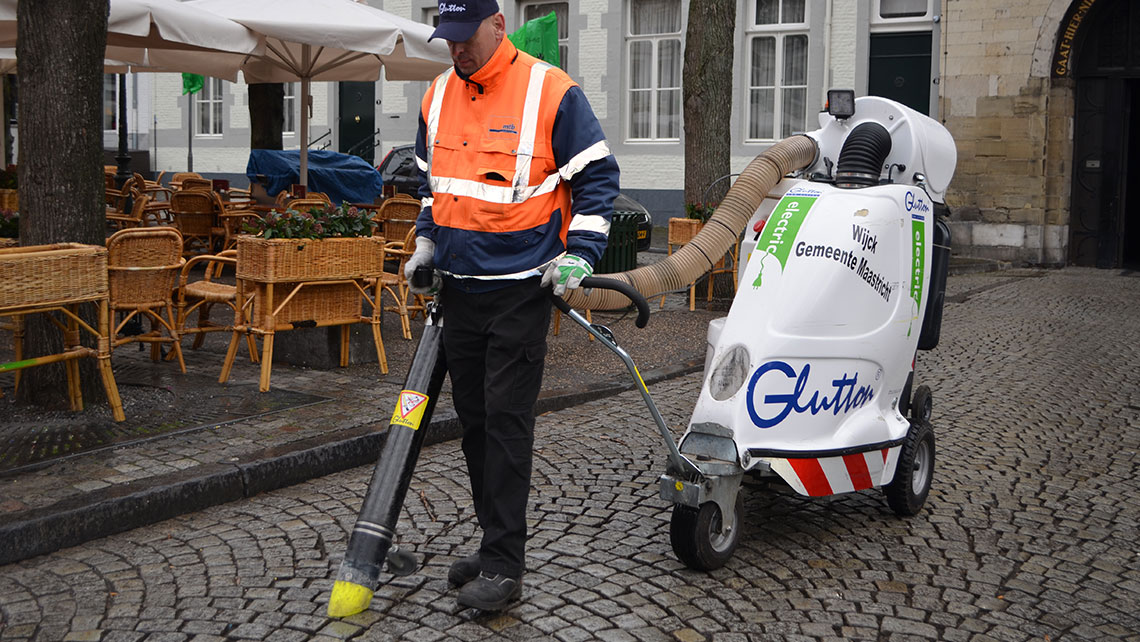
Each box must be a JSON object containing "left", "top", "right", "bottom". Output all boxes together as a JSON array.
[{"left": 0, "top": 266, "right": 1137, "bottom": 640}]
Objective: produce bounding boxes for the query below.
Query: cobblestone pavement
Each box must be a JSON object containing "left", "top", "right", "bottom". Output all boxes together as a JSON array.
[{"left": 1, "top": 267, "right": 1139, "bottom": 641}]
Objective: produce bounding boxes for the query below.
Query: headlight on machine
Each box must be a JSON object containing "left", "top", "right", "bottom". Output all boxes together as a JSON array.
[{"left": 708, "top": 344, "right": 750, "bottom": 401}]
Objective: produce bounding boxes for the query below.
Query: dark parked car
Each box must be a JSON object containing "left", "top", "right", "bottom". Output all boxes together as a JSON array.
[
  {"left": 378, "top": 144, "right": 651, "bottom": 252},
  {"left": 376, "top": 144, "right": 420, "bottom": 196}
]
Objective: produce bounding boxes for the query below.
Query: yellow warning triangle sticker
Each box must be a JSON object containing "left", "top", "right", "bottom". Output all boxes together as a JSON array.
[{"left": 390, "top": 390, "right": 429, "bottom": 430}]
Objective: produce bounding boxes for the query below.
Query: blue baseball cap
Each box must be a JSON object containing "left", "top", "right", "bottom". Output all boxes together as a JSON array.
[{"left": 429, "top": 1, "right": 500, "bottom": 43}]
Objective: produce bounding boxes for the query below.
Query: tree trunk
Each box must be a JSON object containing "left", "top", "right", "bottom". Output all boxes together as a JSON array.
[
  {"left": 15, "top": 0, "right": 109, "bottom": 408},
  {"left": 683, "top": 0, "right": 736, "bottom": 303},
  {"left": 683, "top": 0, "right": 735, "bottom": 206},
  {"left": 249, "top": 83, "right": 284, "bottom": 150}
]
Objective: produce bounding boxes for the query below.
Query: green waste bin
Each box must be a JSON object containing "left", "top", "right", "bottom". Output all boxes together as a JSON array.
[{"left": 595, "top": 211, "right": 639, "bottom": 273}]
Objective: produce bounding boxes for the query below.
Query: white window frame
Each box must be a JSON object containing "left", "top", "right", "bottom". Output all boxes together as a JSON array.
[
  {"left": 194, "top": 77, "right": 224, "bottom": 137},
  {"left": 871, "top": 0, "right": 936, "bottom": 32},
  {"left": 624, "top": 0, "right": 683, "bottom": 143},
  {"left": 103, "top": 74, "right": 119, "bottom": 132},
  {"left": 745, "top": 1, "right": 810, "bottom": 143},
  {"left": 283, "top": 82, "right": 296, "bottom": 136},
  {"left": 424, "top": 8, "right": 439, "bottom": 27},
  {"left": 519, "top": 1, "right": 569, "bottom": 70}
]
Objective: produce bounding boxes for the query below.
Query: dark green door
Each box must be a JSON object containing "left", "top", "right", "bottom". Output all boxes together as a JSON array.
[
  {"left": 869, "top": 32, "right": 932, "bottom": 115},
  {"left": 338, "top": 81, "right": 376, "bottom": 164}
]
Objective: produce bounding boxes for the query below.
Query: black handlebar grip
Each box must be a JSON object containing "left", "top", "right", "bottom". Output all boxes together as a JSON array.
[
  {"left": 548, "top": 276, "right": 650, "bottom": 328},
  {"left": 412, "top": 265, "right": 434, "bottom": 289}
]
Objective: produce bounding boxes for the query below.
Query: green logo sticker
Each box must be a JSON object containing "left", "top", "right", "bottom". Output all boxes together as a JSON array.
[
  {"left": 755, "top": 194, "right": 817, "bottom": 270},
  {"left": 910, "top": 218, "right": 925, "bottom": 309}
]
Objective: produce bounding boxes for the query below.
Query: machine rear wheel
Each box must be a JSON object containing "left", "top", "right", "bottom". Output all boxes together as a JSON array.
[
  {"left": 670, "top": 494, "right": 743, "bottom": 571},
  {"left": 884, "top": 419, "right": 935, "bottom": 516}
]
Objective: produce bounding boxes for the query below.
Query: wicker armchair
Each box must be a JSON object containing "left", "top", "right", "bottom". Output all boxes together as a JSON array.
[
  {"left": 178, "top": 177, "right": 213, "bottom": 191},
  {"left": 372, "top": 194, "right": 420, "bottom": 238},
  {"left": 169, "top": 171, "right": 202, "bottom": 190},
  {"left": 169, "top": 190, "right": 219, "bottom": 255},
  {"left": 106, "top": 192, "right": 155, "bottom": 230},
  {"left": 368, "top": 226, "right": 426, "bottom": 340},
  {"left": 283, "top": 198, "right": 331, "bottom": 213},
  {"left": 106, "top": 227, "right": 187, "bottom": 372},
  {"left": 661, "top": 218, "right": 702, "bottom": 311},
  {"left": 176, "top": 250, "right": 258, "bottom": 361}
]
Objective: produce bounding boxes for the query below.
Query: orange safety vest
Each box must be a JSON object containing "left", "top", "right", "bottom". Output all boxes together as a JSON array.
[{"left": 420, "top": 38, "right": 596, "bottom": 278}]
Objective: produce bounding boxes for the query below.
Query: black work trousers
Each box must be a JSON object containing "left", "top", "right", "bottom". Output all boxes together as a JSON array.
[{"left": 442, "top": 277, "right": 551, "bottom": 579}]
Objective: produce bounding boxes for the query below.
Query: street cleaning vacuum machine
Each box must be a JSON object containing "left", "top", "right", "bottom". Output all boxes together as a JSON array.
[
  {"left": 560, "top": 92, "right": 955, "bottom": 570},
  {"left": 649, "top": 92, "right": 957, "bottom": 569}
]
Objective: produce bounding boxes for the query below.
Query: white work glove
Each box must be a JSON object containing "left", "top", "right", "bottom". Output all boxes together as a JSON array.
[
  {"left": 404, "top": 237, "right": 440, "bottom": 295},
  {"left": 541, "top": 253, "right": 593, "bottom": 296}
]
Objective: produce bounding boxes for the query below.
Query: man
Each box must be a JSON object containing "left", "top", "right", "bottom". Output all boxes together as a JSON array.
[{"left": 404, "top": 0, "right": 619, "bottom": 611}]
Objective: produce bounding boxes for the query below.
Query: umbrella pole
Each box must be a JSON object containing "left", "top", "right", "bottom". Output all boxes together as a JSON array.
[
  {"left": 300, "top": 44, "right": 311, "bottom": 188},
  {"left": 300, "top": 77, "right": 309, "bottom": 188}
]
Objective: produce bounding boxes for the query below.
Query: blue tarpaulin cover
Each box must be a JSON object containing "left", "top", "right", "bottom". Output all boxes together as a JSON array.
[{"left": 246, "top": 149, "right": 384, "bottom": 205}]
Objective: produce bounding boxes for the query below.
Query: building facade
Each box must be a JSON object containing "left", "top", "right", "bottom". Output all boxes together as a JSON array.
[{"left": 128, "top": 0, "right": 1137, "bottom": 268}]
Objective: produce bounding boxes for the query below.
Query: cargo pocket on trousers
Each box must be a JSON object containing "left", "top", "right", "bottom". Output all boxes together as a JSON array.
[{"left": 510, "top": 339, "right": 547, "bottom": 409}]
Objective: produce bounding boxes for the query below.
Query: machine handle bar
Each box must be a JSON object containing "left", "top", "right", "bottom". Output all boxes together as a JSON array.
[{"left": 550, "top": 276, "right": 650, "bottom": 329}]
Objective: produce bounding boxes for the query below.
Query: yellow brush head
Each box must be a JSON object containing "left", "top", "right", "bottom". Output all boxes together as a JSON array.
[{"left": 327, "top": 580, "right": 374, "bottom": 618}]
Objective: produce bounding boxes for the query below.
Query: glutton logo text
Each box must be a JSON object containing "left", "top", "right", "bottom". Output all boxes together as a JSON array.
[
  {"left": 439, "top": 3, "right": 465, "bottom": 14},
  {"left": 746, "top": 360, "right": 876, "bottom": 428}
]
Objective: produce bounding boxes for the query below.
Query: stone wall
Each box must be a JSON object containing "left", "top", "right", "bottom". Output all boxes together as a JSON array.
[{"left": 940, "top": 0, "right": 1069, "bottom": 265}]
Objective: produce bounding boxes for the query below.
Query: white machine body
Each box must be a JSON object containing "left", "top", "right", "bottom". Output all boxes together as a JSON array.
[{"left": 686, "top": 96, "right": 954, "bottom": 498}]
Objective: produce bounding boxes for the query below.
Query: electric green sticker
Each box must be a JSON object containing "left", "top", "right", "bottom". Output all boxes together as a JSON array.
[
  {"left": 910, "top": 218, "right": 925, "bottom": 309},
  {"left": 755, "top": 193, "right": 818, "bottom": 270}
]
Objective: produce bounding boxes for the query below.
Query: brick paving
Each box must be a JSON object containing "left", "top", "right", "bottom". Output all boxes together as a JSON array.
[{"left": 1, "top": 267, "right": 1139, "bottom": 641}]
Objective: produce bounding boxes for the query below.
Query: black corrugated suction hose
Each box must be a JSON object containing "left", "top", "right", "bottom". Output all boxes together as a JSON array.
[
  {"left": 834, "top": 122, "right": 892, "bottom": 188},
  {"left": 563, "top": 135, "right": 819, "bottom": 311}
]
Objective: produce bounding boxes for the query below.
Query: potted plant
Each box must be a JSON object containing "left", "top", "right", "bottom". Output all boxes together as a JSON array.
[{"left": 236, "top": 202, "right": 385, "bottom": 283}]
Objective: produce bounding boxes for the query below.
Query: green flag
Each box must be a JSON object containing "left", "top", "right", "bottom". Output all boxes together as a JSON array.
[
  {"left": 508, "top": 11, "right": 560, "bottom": 68},
  {"left": 182, "top": 73, "right": 204, "bottom": 95}
]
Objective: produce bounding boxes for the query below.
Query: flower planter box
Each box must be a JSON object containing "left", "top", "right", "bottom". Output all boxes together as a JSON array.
[
  {"left": 251, "top": 281, "right": 362, "bottom": 326},
  {"left": 235, "top": 235, "right": 386, "bottom": 283},
  {"left": 0, "top": 243, "right": 107, "bottom": 310}
]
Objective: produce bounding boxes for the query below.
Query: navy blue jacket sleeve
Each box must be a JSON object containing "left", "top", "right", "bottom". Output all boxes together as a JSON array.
[
  {"left": 413, "top": 112, "right": 436, "bottom": 242},
  {"left": 551, "top": 86, "right": 620, "bottom": 267}
]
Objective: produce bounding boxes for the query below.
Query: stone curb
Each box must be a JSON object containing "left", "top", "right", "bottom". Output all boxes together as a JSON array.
[{"left": 0, "top": 358, "right": 704, "bottom": 566}]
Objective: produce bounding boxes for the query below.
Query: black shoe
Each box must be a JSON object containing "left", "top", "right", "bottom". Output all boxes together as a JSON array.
[
  {"left": 448, "top": 553, "right": 481, "bottom": 588},
  {"left": 456, "top": 572, "right": 522, "bottom": 611}
]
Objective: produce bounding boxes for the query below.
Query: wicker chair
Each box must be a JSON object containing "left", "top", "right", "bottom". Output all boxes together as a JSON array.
[
  {"left": 283, "top": 198, "right": 332, "bottom": 213},
  {"left": 106, "top": 192, "right": 154, "bottom": 230},
  {"left": 169, "top": 190, "right": 219, "bottom": 255},
  {"left": 106, "top": 227, "right": 187, "bottom": 372},
  {"left": 175, "top": 250, "right": 258, "bottom": 361},
  {"left": 169, "top": 171, "right": 202, "bottom": 190},
  {"left": 660, "top": 218, "right": 703, "bottom": 311},
  {"left": 372, "top": 194, "right": 420, "bottom": 236},
  {"left": 367, "top": 226, "right": 427, "bottom": 340},
  {"left": 179, "top": 177, "right": 213, "bottom": 192}
]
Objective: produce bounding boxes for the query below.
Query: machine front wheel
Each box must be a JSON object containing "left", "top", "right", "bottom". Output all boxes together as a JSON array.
[
  {"left": 669, "top": 494, "right": 743, "bottom": 571},
  {"left": 884, "top": 419, "right": 935, "bottom": 516}
]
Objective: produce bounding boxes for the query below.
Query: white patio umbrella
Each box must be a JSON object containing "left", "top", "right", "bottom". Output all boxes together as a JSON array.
[
  {"left": 0, "top": 0, "right": 264, "bottom": 179},
  {"left": 0, "top": 0, "right": 263, "bottom": 76},
  {"left": 184, "top": 0, "right": 451, "bottom": 185}
]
